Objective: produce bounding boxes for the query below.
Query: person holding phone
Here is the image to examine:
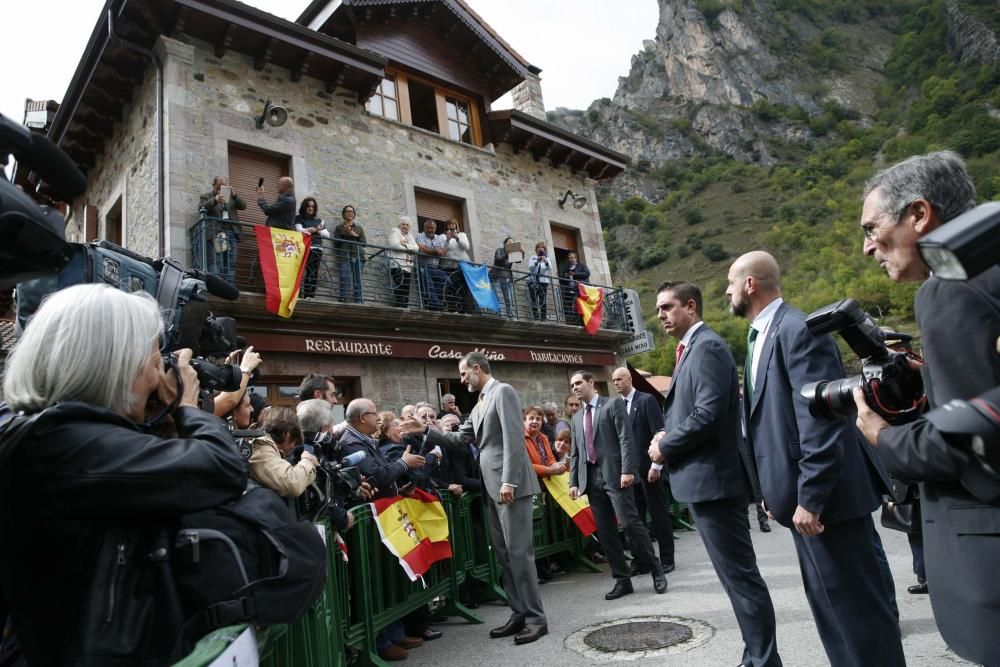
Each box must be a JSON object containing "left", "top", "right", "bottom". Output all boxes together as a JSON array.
[
  {"left": 333, "top": 205, "right": 367, "bottom": 303},
  {"left": 256, "top": 176, "right": 296, "bottom": 230},
  {"left": 491, "top": 237, "right": 516, "bottom": 318},
  {"left": 198, "top": 175, "right": 247, "bottom": 285},
  {"left": 526, "top": 241, "right": 552, "bottom": 321},
  {"left": 294, "top": 198, "right": 330, "bottom": 299}
]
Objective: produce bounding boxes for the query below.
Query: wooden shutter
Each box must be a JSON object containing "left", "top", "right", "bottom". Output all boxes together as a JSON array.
[
  {"left": 415, "top": 190, "right": 464, "bottom": 229},
  {"left": 550, "top": 224, "right": 578, "bottom": 252},
  {"left": 84, "top": 204, "right": 98, "bottom": 242},
  {"left": 227, "top": 144, "right": 290, "bottom": 228}
]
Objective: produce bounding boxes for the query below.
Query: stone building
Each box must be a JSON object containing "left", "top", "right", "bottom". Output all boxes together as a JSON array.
[{"left": 42, "top": 0, "right": 633, "bottom": 416}]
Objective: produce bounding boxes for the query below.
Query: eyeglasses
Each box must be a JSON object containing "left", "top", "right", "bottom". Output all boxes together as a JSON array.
[{"left": 362, "top": 411, "right": 378, "bottom": 417}]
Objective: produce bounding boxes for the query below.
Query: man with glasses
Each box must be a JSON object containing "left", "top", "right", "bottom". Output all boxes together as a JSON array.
[
  {"left": 853, "top": 151, "right": 1000, "bottom": 666},
  {"left": 339, "top": 398, "right": 424, "bottom": 499}
]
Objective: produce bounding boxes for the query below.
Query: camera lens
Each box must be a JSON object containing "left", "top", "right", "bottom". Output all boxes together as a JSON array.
[{"left": 800, "top": 376, "right": 864, "bottom": 421}]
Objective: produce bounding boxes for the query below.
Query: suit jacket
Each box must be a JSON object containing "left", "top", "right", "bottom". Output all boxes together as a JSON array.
[
  {"left": 660, "top": 324, "right": 750, "bottom": 503},
  {"left": 425, "top": 381, "right": 539, "bottom": 502},
  {"left": 198, "top": 189, "right": 247, "bottom": 238},
  {"left": 623, "top": 389, "right": 664, "bottom": 478},
  {"left": 876, "top": 267, "right": 1000, "bottom": 666},
  {"left": 743, "top": 301, "right": 890, "bottom": 527},
  {"left": 568, "top": 395, "right": 635, "bottom": 493},
  {"left": 257, "top": 191, "right": 296, "bottom": 230}
]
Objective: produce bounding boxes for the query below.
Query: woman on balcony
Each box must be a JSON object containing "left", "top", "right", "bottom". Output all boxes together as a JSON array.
[
  {"left": 333, "top": 205, "right": 366, "bottom": 303},
  {"left": 387, "top": 215, "right": 418, "bottom": 308},
  {"left": 491, "top": 237, "right": 516, "bottom": 318},
  {"left": 294, "top": 197, "right": 330, "bottom": 300},
  {"left": 526, "top": 241, "right": 553, "bottom": 321},
  {"left": 441, "top": 218, "right": 472, "bottom": 313}
]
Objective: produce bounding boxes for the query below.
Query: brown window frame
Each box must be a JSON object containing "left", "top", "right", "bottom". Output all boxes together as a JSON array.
[
  {"left": 366, "top": 74, "right": 400, "bottom": 121},
  {"left": 373, "top": 67, "right": 483, "bottom": 148}
]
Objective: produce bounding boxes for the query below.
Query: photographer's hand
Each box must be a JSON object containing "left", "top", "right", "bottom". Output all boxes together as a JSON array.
[
  {"left": 300, "top": 451, "right": 319, "bottom": 466},
  {"left": 853, "top": 386, "right": 889, "bottom": 447},
  {"left": 358, "top": 480, "right": 375, "bottom": 501},
  {"left": 165, "top": 348, "right": 201, "bottom": 409},
  {"left": 240, "top": 345, "right": 262, "bottom": 374}
]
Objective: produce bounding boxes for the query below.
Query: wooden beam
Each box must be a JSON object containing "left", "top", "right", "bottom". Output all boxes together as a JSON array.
[
  {"left": 171, "top": 5, "right": 189, "bottom": 35},
  {"left": 596, "top": 163, "right": 614, "bottom": 180},
  {"left": 133, "top": 1, "right": 167, "bottom": 35},
  {"left": 325, "top": 62, "right": 346, "bottom": 93},
  {"left": 253, "top": 37, "right": 276, "bottom": 70},
  {"left": 291, "top": 51, "right": 314, "bottom": 82},
  {"left": 61, "top": 138, "right": 97, "bottom": 168},
  {"left": 215, "top": 22, "right": 237, "bottom": 58},
  {"left": 75, "top": 108, "right": 116, "bottom": 137}
]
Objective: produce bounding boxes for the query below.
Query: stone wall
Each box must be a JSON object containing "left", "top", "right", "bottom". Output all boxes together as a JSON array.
[{"left": 155, "top": 35, "right": 611, "bottom": 283}]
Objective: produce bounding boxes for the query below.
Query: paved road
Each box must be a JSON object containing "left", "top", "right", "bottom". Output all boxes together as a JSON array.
[{"left": 411, "top": 518, "right": 971, "bottom": 665}]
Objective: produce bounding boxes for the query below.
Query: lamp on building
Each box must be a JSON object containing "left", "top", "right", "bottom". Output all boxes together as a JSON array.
[
  {"left": 255, "top": 100, "right": 288, "bottom": 129},
  {"left": 558, "top": 189, "right": 587, "bottom": 210}
]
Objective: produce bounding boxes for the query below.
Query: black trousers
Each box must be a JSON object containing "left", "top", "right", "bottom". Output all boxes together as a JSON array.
[
  {"left": 586, "top": 464, "right": 656, "bottom": 580},
  {"left": 633, "top": 476, "right": 675, "bottom": 566}
]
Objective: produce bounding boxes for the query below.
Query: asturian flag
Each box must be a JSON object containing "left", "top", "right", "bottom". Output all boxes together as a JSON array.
[
  {"left": 459, "top": 261, "right": 500, "bottom": 312},
  {"left": 371, "top": 488, "right": 453, "bottom": 583},
  {"left": 254, "top": 226, "right": 312, "bottom": 318},
  {"left": 575, "top": 283, "right": 604, "bottom": 335}
]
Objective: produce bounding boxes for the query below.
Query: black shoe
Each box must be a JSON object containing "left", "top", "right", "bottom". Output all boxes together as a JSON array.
[
  {"left": 627, "top": 561, "right": 651, "bottom": 576},
  {"left": 759, "top": 519, "right": 772, "bottom": 533},
  {"left": 490, "top": 617, "right": 526, "bottom": 638},
  {"left": 421, "top": 627, "right": 443, "bottom": 641},
  {"left": 661, "top": 562, "right": 676, "bottom": 574},
  {"left": 652, "top": 564, "right": 668, "bottom": 594},
  {"left": 514, "top": 623, "right": 548, "bottom": 645},
  {"left": 605, "top": 579, "right": 634, "bottom": 600},
  {"left": 907, "top": 582, "right": 929, "bottom": 595}
]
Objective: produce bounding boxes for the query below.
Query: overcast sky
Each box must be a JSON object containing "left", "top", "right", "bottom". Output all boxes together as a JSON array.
[{"left": 1, "top": 0, "right": 658, "bottom": 134}]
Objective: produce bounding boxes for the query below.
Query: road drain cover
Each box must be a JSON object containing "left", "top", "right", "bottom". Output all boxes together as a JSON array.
[{"left": 583, "top": 620, "right": 693, "bottom": 651}]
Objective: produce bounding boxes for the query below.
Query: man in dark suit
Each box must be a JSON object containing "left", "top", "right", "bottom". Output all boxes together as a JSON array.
[
  {"left": 726, "top": 251, "right": 904, "bottom": 667},
  {"left": 610, "top": 367, "right": 676, "bottom": 573},
  {"left": 648, "top": 281, "right": 781, "bottom": 667},
  {"left": 256, "top": 176, "right": 296, "bottom": 230},
  {"left": 852, "top": 151, "right": 1000, "bottom": 666},
  {"left": 403, "top": 352, "right": 547, "bottom": 645},
  {"left": 568, "top": 371, "right": 667, "bottom": 599}
]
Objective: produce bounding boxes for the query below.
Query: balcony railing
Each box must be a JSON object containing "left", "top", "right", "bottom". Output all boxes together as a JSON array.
[{"left": 190, "top": 217, "right": 633, "bottom": 332}]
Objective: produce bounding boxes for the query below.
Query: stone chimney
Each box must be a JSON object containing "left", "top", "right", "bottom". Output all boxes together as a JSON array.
[{"left": 511, "top": 71, "right": 545, "bottom": 119}]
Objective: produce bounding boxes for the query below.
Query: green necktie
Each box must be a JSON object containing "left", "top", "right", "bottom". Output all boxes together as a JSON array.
[{"left": 745, "top": 325, "right": 759, "bottom": 398}]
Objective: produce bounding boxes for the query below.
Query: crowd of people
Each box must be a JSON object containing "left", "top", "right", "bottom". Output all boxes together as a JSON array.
[
  {"left": 1, "top": 149, "right": 995, "bottom": 666},
  {"left": 200, "top": 177, "right": 593, "bottom": 321}
]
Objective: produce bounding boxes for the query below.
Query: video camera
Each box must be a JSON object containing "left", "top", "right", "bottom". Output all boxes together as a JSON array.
[
  {"left": 799, "top": 299, "right": 925, "bottom": 425},
  {"left": 295, "top": 434, "right": 366, "bottom": 522}
]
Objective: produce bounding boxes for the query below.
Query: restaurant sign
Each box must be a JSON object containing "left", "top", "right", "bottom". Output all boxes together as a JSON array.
[{"left": 248, "top": 333, "right": 617, "bottom": 367}]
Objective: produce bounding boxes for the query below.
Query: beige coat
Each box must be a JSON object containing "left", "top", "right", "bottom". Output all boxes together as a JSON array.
[{"left": 249, "top": 434, "right": 317, "bottom": 497}]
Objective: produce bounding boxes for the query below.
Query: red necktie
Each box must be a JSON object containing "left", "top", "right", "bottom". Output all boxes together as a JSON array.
[
  {"left": 585, "top": 403, "right": 596, "bottom": 464},
  {"left": 675, "top": 343, "right": 686, "bottom": 370}
]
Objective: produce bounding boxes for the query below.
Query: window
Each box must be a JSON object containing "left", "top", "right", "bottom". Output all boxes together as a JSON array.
[
  {"left": 550, "top": 223, "right": 582, "bottom": 277},
  {"left": 408, "top": 79, "right": 439, "bottom": 134},
  {"left": 366, "top": 75, "right": 399, "bottom": 121},
  {"left": 105, "top": 195, "right": 123, "bottom": 246},
  {"left": 446, "top": 97, "right": 472, "bottom": 144}
]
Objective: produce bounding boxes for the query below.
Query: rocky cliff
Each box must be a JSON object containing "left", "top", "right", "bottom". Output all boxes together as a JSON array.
[{"left": 548, "top": 0, "right": 992, "bottom": 199}]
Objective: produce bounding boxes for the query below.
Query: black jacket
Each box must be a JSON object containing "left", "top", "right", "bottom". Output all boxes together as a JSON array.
[
  {"left": 339, "top": 427, "right": 408, "bottom": 500},
  {"left": 0, "top": 402, "right": 247, "bottom": 666},
  {"left": 257, "top": 191, "right": 296, "bottom": 230}
]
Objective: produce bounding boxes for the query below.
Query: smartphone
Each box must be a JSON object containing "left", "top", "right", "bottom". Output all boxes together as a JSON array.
[{"left": 258, "top": 177, "right": 265, "bottom": 188}]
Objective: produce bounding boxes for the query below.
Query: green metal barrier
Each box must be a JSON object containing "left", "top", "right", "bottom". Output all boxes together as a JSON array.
[{"left": 532, "top": 493, "right": 600, "bottom": 573}]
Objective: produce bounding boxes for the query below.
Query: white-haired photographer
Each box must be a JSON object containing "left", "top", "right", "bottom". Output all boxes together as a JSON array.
[{"left": 0, "top": 283, "right": 247, "bottom": 666}]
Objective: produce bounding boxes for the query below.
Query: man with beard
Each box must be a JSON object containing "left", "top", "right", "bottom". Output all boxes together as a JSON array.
[
  {"left": 726, "top": 251, "right": 903, "bottom": 667},
  {"left": 401, "top": 352, "right": 547, "bottom": 645}
]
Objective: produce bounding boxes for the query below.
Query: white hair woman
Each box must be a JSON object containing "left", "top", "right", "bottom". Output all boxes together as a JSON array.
[{"left": 0, "top": 283, "right": 246, "bottom": 665}]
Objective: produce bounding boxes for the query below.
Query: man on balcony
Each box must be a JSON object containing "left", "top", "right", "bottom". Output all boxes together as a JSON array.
[
  {"left": 256, "top": 176, "right": 296, "bottom": 231},
  {"left": 416, "top": 219, "right": 448, "bottom": 312},
  {"left": 198, "top": 175, "right": 246, "bottom": 285}
]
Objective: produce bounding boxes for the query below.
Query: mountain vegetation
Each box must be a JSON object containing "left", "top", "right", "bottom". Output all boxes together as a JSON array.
[{"left": 555, "top": 0, "right": 999, "bottom": 376}]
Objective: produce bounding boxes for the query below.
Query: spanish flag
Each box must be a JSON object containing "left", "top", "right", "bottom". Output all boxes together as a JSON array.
[
  {"left": 254, "top": 226, "right": 312, "bottom": 318},
  {"left": 542, "top": 472, "right": 598, "bottom": 537},
  {"left": 371, "top": 488, "right": 452, "bottom": 582},
  {"left": 575, "top": 283, "right": 603, "bottom": 335}
]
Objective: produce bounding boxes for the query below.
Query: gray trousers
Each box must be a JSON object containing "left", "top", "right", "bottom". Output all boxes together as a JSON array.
[{"left": 487, "top": 494, "right": 546, "bottom": 625}]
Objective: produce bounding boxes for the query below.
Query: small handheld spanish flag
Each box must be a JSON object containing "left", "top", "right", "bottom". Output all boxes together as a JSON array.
[
  {"left": 254, "top": 226, "right": 312, "bottom": 318},
  {"left": 575, "top": 283, "right": 604, "bottom": 335},
  {"left": 542, "top": 472, "right": 597, "bottom": 537},
  {"left": 371, "top": 488, "right": 452, "bottom": 583}
]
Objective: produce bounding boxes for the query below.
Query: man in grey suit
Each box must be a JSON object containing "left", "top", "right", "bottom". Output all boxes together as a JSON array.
[
  {"left": 852, "top": 151, "right": 1000, "bottom": 666},
  {"left": 568, "top": 371, "right": 667, "bottom": 599},
  {"left": 401, "top": 352, "right": 547, "bottom": 644},
  {"left": 610, "top": 367, "right": 676, "bottom": 573},
  {"left": 647, "top": 281, "right": 780, "bottom": 667},
  {"left": 726, "top": 251, "right": 904, "bottom": 667}
]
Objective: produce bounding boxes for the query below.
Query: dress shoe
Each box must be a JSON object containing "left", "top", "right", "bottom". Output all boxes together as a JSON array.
[
  {"left": 907, "top": 582, "right": 929, "bottom": 594},
  {"left": 661, "top": 562, "right": 676, "bottom": 574},
  {"left": 651, "top": 564, "right": 668, "bottom": 594},
  {"left": 378, "top": 645, "right": 407, "bottom": 661},
  {"left": 421, "top": 627, "right": 443, "bottom": 641},
  {"left": 489, "top": 617, "right": 526, "bottom": 638},
  {"left": 590, "top": 551, "right": 609, "bottom": 564},
  {"left": 628, "top": 560, "right": 651, "bottom": 576},
  {"left": 396, "top": 637, "right": 423, "bottom": 649},
  {"left": 759, "top": 519, "right": 772, "bottom": 533},
  {"left": 605, "top": 579, "right": 634, "bottom": 600},
  {"left": 514, "top": 623, "right": 548, "bottom": 645}
]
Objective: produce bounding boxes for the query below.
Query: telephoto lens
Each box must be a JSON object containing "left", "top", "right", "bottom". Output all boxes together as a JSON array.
[{"left": 801, "top": 376, "right": 865, "bottom": 421}]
